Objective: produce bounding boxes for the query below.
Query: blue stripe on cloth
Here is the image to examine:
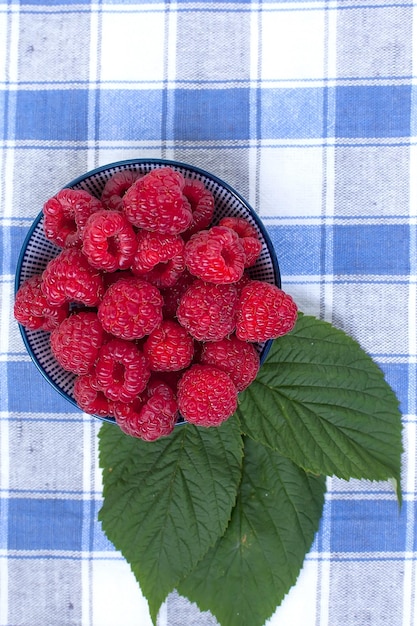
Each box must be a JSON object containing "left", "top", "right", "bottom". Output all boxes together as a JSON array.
[
  {"left": 333, "top": 224, "right": 410, "bottom": 274},
  {"left": 330, "top": 499, "right": 408, "bottom": 553},
  {"left": 1, "top": 226, "right": 30, "bottom": 276},
  {"left": 378, "top": 362, "right": 410, "bottom": 415},
  {"left": 98, "top": 89, "right": 164, "bottom": 141},
  {"left": 15, "top": 90, "right": 89, "bottom": 141},
  {"left": 335, "top": 85, "right": 412, "bottom": 138},
  {"left": 267, "top": 225, "right": 323, "bottom": 276},
  {"left": 4, "top": 362, "right": 78, "bottom": 413},
  {"left": 261, "top": 88, "right": 325, "bottom": 139},
  {"left": 7, "top": 498, "right": 83, "bottom": 551},
  {"left": 173, "top": 88, "right": 250, "bottom": 140}
]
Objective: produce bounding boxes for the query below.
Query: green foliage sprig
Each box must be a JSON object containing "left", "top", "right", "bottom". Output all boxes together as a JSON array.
[{"left": 98, "top": 313, "right": 402, "bottom": 626}]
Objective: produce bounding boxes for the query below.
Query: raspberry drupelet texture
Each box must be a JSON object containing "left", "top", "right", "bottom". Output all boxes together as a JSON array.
[
  {"left": 236, "top": 280, "right": 298, "bottom": 341},
  {"left": 41, "top": 248, "right": 104, "bottom": 307},
  {"left": 50, "top": 311, "right": 105, "bottom": 375},
  {"left": 143, "top": 319, "right": 194, "bottom": 371},
  {"left": 14, "top": 274, "right": 69, "bottom": 331},
  {"left": 101, "top": 170, "right": 141, "bottom": 211},
  {"left": 219, "top": 216, "right": 262, "bottom": 268},
  {"left": 200, "top": 334, "right": 260, "bottom": 391},
  {"left": 184, "top": 225, "right": 245, "bottom": 284},
  {"left": 82, "top": 209, "right": 138, "bottom": 272},
  {"left": 98, "top": 276, "right": 163, "bottom": 340},
  {"left": 43, "top": 188, "right": 104, "bottom": 248},
  {"left": 176, "top": 279, "right": 239, "bottom": 342},
  {"left": 95, "top": 338, "right": 150, "bottom": 402},
  {"left": 177, "top": 364, "right": 238, "bottom": 427},
  {"left": 182, "top": 178, "right": 215, "bottom": 238},
  {"left": 74, "top": 373, "right": 114, "bottom": 418},
  {"left": 114, "top": 378, "right": 178, "bottom": 441},
  {"left": 131, "top": 230, "right": 185, "bottom": 288},
  {"left": 123, "top": 167, "right": 193, "bottom": 235}
]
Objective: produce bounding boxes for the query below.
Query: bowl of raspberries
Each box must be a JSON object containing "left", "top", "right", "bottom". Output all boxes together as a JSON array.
[{"left": 14, "top": 159, "right": 298, "bottom": 441}]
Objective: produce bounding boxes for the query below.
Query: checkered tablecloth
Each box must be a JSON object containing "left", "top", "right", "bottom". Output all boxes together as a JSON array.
[{"left": 0, "top": 1, "right": 415, "bottom": 625}]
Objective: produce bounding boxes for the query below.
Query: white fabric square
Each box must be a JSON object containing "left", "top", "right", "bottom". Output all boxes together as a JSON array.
[
  {"left": 15, "top": 148, "right": 88, "bottom": 218},
  {"left": 283, "top": 281, "right": 323, "bottom": 319},
  {"left": 268, "top": 558, "right": 320, "bottom": 626},
  {"left": 261, "top": 10, "right": 325, "bottom": 80},
  {"left": 333, "top": 282, "right": 409, "bottom": 355},
  {"left": 100, "top": 11, "right": 166, "bottom": 83},
  {"left": 0, "top": 13, "right": 7, "bottom": 82},
  {"left": 91, "top": 558, "right": 154, "bottom": 626},
  {"left": 258, "top": 147, "right": 324, "bottom": 217}
]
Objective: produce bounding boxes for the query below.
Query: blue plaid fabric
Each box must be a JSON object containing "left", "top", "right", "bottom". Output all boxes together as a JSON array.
[{"left": 0, "top": 1, "right": 415, "bottom": 624}]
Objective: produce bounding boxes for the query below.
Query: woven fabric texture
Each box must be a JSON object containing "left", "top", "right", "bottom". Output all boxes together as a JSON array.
[{"left": 0, "top": 1, "right": 415, "bottom": 625}]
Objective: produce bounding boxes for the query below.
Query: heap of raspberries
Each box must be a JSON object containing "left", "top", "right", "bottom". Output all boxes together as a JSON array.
[{"left": 15, "top": 166, "right": 298, "bottom": 441}]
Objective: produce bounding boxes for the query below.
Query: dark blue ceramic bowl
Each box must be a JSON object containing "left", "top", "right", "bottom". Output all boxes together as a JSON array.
[{"left": 15, "top": 159, "right": 281, "bottom": 425}]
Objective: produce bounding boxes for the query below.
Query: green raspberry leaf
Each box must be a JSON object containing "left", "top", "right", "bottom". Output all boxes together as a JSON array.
[
  {"left": 177, "top": 437, "right": 326, "bottom": 626},
  {"left": 98, "top": 415, "right": 244, "bottom": 624},
  {"left": 237, "top": 313, "right": 403, "bottom": 498}
]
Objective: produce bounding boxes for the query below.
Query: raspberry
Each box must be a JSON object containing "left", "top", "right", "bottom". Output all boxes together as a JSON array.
[
  {"left": 114, "top": 378, "right": 178, "bottom": 441},
  {"left": 177, "top": 279, "right": 239, "bottom": 341},
  {"left": 200, "top": 335, "right": 260, "bottom": 391},
  {"left": 41, "top": 248, "right": 104, "bottom": 307},
  {"left": 236, "top": 280, "right": 298, "bottom": 341},
  {"left": 95, "top": 338, "right": 150, "bottom": 402},
  {"left": 101, "top": 170, "right": 141, "bottom": 211},
  {"left": 131, "top": 230, "right": 185, "bottom": 288},
  {"left": 143, "top": 320, "right": 194, "bottom": 371},
  {"left": 123, "top": 167, "right": 192, "bottom": 235},
  {"left": 98, "top": 276, "right": 163, "bottom": 340},
  {"left": 43, "top": 188, "right": 103, "bottom": 248},
  {"left": 74, "top": 373, "right": 114, "bottom": 418},
  {"left": 184, "top": 225, "right": 245, "bottom": 284},
  {"left": 182, "top": 178, "right": 215, "bottom": 238},
  {"left": 50, "top": 311, "right": 105, "bottom": 375},
  {"left": 177, "top": 364, "right": 238, "bottom": 427},
  {"left": 160, "top": 270, "right": 195, "bottom": 319},
  {"left": 219, "top": 216, "right": 262, "bottom": 267},
  {"left": 14, "top": 274, "right": 69, "bottom": 331},
  {"left": 82, "top": 209, "right": 137, "bottom": 272}
]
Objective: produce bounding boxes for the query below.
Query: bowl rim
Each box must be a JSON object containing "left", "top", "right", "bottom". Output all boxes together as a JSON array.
[{"left": 15, "top": 158, "right": 281, "bottom": 425}]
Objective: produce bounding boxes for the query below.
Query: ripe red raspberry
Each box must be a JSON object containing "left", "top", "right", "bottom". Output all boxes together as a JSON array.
[
  {"left": 161, "top": 270, "right": 195, "bottom": 319},
  {"left": 143, "top": 320, "right": 194, "bottom": 371},
  {"left": 114, "top": 378, "right": 178, "bottom": 441},
  {"left": 14, "top": 274, "right": 69, "bottom": 331},
  {"left": 50, "top": 311, "right": 105, "bottom": 375},
  {"left": 101, "top": 170, "right": 142, "bottom": 211},
  {"left": 43, "top": 188, "right": 103, "bottom": 248},
  {"left": 177, "top": 279, "right": 239, "bottom": 342},
  {"left": 82, "top": 209, "right": 137, "bottom": 272},
  {"left": 236, "top": 280, "right": 298, "bottom": 341},
  {"left": 98, "top": 276, "right": 163, "bottom": 340},
  {"left": 131, "top": 230, "right": 185, "bottom": 288},
  {"left": 41, "top": 248, "right": 104, "bottom": 307},
  {"left": 95, "top": 338, "right": 150, "bottom": 402},
  {"left": 182, "top": 178, "right": 215, "bottom": 238},
  {"left": 200, "top": 335, "right": 260, "bottom": 391},
  {"left": 184, "top": 225, "right": 245, "bottom": 284},
  {"left": 177, "top": 364, "right": 238, "bottom": 427},
  {"left": 74, "top": 373, "right": 114, "bottom": 418},
  {"left": 219, "top": 216, "right": 262, "bottom": 267},
  {"left": 123, "top": 167, "right": 192, "bottom": 235}
]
